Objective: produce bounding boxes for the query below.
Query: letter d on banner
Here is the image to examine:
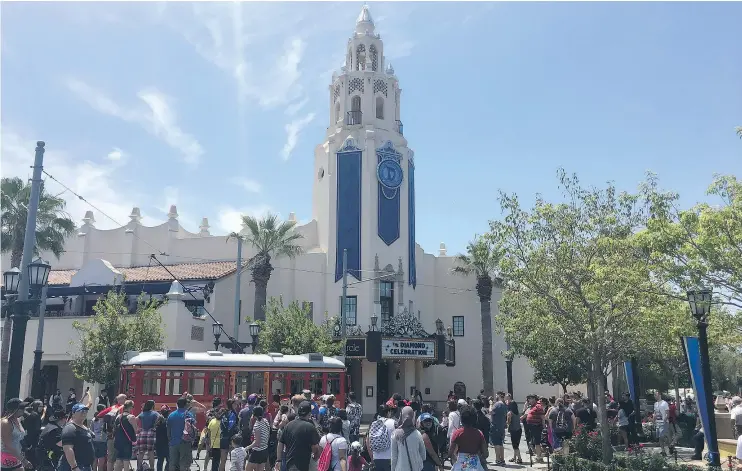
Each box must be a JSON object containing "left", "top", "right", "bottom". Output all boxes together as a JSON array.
[{"left": 682, "top": 336, "right": 713, "bottom": 453}]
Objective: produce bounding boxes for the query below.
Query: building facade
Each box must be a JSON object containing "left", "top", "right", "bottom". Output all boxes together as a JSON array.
[{"left": 3, "top": 6, "right": 566, "bottom": 411}]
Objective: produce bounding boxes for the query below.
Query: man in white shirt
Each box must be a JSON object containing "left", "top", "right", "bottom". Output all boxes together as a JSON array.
[
  {"left": 729, "top": 396, "right": 742, "bottom": 439},
  {"left": 447, "top": 399, "right": 466, "bottom": 444},
  {"left": 653, "top": 392, "right": 670, "bottom": 456}
]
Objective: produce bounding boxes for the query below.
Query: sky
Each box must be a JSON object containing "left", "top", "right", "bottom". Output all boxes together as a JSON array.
[{"left": 1, "top": 1, "right": 741, "bottom": 257}]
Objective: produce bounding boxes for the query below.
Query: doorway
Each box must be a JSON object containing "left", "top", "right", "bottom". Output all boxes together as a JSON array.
[{"left": 377, "top": 361, "right": 389, "bottom": 406}]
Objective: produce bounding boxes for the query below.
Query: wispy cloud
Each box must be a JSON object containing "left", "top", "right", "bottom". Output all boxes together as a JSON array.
[
  {"left": 230, "top": 177, "right": 262, "bottom": 194},
  {"left": 216, "top": 204, "right": 274, "bottom": 234},
  {"left": 65, "top": 78, "right": 204, "bottom": 166},
  {"left": 281, "top": 112, "right": 316, "bottom": 161},
  {"left": 107, "top": 148, "right": 125, "bottom": 161},
  {"left": 285, "top": 97, "right": 309, "bottom": 117},
  {"left": 0, "top": 126, "right": 159, "bottom": 231}
]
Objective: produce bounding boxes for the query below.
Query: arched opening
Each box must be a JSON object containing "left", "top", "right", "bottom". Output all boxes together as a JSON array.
[
  {"left": 356, "top": 44, "right": 366, "bottom": 71},
  {"left": 369, "top": 45, "right": 378, "bottom": 72},
  {"left": 351, "top": 95, "right": 361, "bottom": 112},
  {"left": 375, "top": 96, "right": 384, "bottom": 119},
  {"left": 335, "top": 102, "right": 341, "bottom": 122},
  {"left": 347, "top": 48, "right": 352, "bottom": 70},
  {"left": 347, "top": 95, "right": 362, "bottom": 125}
]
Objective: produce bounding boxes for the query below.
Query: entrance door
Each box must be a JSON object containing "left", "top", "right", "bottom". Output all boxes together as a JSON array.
[
  {"left": 377, "top": 361, "right": 389, "bottom": 406},
  {"left": 42, "top": 365, "right": 58, "bottom": 397}
]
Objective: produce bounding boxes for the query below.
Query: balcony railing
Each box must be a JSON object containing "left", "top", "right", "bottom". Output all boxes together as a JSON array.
[
  {"left": 346, "top": 110, "right": 362, "bottom": 126},
  {"left": 396, "top": 120, "right": 403, "bottom": 135}
]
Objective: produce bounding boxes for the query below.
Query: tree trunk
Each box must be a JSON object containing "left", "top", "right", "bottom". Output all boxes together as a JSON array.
[
  {"left": 480, "top": 297, "right": 494, "bottom": 397},
  {"left": 251, "top": 256, "right": 274, "bottom": 322},
  {"left": 591, "top": 348, "right": 613, "bottom": 464},
  {"left": 560, "top": 383, "right": 568, "bottom": 395},
  {"left": 11, "top": 243, "right": 23, "bottom": 268}
]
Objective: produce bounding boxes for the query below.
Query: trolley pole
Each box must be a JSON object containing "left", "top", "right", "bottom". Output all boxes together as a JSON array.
[
  {"left": 233, "top": 237, "right": 242, "bottom": 341},
  {"left": 340, "top": 249, "right": 348, "bottom": 338}
]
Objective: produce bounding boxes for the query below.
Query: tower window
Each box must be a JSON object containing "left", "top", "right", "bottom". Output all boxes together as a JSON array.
[
  {"left": 335, "top": 102, "right": 341, "bottom": 122},
  {"left": 375, "top": 97, "right": 384, "bottom": 119},
  {"left": 351, "top": 95, "right": 361, "bottom": 112},
  {"left": 380, "top": 280, "right": 394, "bottom": 323},
  {"left": 356, "top": 44, "right": 366, "bottom": 71},
  {"left": 369, "top": 45, "right": 378, "bottom": 71}
]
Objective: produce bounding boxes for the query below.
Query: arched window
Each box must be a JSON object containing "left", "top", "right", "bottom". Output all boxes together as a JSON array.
[
  {"left": 356, "top": 44, "right": 366, "bottom": 71},
  {"left": 335, "top": 102, "right": 341, "bottom": 122},
  {"left": 369, "top": 45, "right": 378, "bottom": 71},
  {"left": 351, "top": 95, "right": 361, "bottom": 112},
  {"left": 347, "top": 48, "right": 352, "bottom": 70},
  {"left": 375, "top": 96, "right": 384, "bottom": 119}
]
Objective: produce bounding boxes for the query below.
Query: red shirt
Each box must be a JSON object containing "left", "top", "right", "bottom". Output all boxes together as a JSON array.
[
  {"left": 668, "top": 403, "right": 677, "bottom": 424},
  {"left": 451, "top": 427, "right": 484, "bottom": 454},
  {"left": 526, "top": 403, "right": 545, "bottom": 425}
]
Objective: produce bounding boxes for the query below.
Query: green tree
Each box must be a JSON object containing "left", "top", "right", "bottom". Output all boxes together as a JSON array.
[
  {"left": 229, "top": 214, "right": 303, "bottom": 321},
  {"left": 452, "top": 236, "right": 503, "bottom": 397},
  {"left": 638, "top": 174, "right": 742, "bottom": 309},
  {"left": 1, "top": 176, "right": 76, "bottom": 398},
  {"left": 489, "top": 169, "right": 659, "bottom": 463},
  {"left": 254, "top": 297, "right": 342, "bottom": 356},
  {"left": 70, "top": 290, "right": 165, "bottom": 387}
]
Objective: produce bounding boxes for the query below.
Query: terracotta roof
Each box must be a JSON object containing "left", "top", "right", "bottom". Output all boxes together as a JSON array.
[{"left": 47, "top": 261, "right": 237, "bottom": 286}]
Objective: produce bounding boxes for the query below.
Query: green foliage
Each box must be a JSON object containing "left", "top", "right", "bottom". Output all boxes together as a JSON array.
[
  {"left": 637, "top": 174, "right": 742, "bottom": 308},
  {"left": 70, "top": 289, "right": 165, "bottom": 386},
  {"left": 489, "top": 169, "right": 662, "bottom": 463},
  {"left": 1, "top": 176, "right": 76, "bottom": 266},
  {"left": 254, "top": 297, "right": 343, "bottom": 357}
]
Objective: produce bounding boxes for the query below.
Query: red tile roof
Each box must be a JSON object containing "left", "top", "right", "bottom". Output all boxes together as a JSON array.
[{"left": 47, "top": 261, "right": 237, "bottom": 286}]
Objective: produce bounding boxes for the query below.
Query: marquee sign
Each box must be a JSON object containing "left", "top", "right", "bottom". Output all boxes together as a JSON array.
[
  {"left": 345, "top": 338, "right": 366, "bottom": 357},
  {"left": 382, "top": 339, "right": 436, "bottom": 360}
]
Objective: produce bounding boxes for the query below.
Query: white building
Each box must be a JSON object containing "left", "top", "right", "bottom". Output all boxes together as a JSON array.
[{"left": 3, "top": 5, "right": 564, "bottom": 411}]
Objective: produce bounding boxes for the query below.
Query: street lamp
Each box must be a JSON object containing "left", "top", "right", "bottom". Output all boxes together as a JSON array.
[
  {"left": 686, "top": 288, "right": 720, "bottom": 467},
  {"left": 370, "top": 313, "right": 378, "bottom": 332},
  {"left": 212, "top": 321, "right": 223, "bottom": 351},
  {"left": 28, "top": 258, "right": 51, "bottom": 399},
  {"left": 27, "top": 259, "right": 51, "bottom": 294},
  {"left": 249, "top": 322, "right": 261, "bottom": 353},
  {"left": 446, "top": 326, "right": 452, "bottom": 339},
  {"left": 3, "top": 268, "right": 22, "bottom": 294}
]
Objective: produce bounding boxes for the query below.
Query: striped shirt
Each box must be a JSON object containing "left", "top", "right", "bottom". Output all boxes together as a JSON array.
[
  {"left": 251, "top": 419, "right": 270, "bottom": 451},
  {"left": 230, "top": 447, "right": 247, "bottom": 471},
  {"left": 526, "top": 403, "right": 545, "bottom": 425}
]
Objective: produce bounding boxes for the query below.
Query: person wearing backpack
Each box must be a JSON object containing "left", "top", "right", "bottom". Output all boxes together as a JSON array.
[
  {"left": 37, "top": 408, "right": 65, "bottom": 471},
  {"left": 112, "top": 400, "right": 138, "bottom": 471},
  {"left": 318, "top": 417, "right": 348, "bottom": 471},
  {"left": 166, "top": 397, "right": 195, "bottom": 471},
  {"left": 366, "top": 404, "right": 395, "bottom": 471},
  {"left": 318, "top": 396, "right": 339, "bottom": 434},
  {"left": 547, "top": 398, "right": 574, "bottom": 455}
]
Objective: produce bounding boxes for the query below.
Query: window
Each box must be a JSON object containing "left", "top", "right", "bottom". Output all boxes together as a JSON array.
[
  {"left": 340, "top": 296, "right": 357, "bottom": 326},
  {"left": 290, "top": 374, "right": 305, "bottom": 395},
  {"left": 165, "top": 371, "right": 183, "bottom": 395},
  {"left": 142, "top": 371, "right": 162, "bottom": 396},
  {"left": 335, "top": 102, "right": 341, "bottom": 122},
  {"left": 310, "top": 373, "right": 323, "bottom": 396},
  {"left": 185, "top": 300, "right": 206, "bottom": 318},
  {"left": 209, "top": 372, "right": 226, "bottom": 396},
  {"left": 380, "top": 280, "right": 394, "bottom": 323},
  {"left": 351, "top": 95, "right": 361, "bottom": 112},
  {"left": 188, "top": 371, "right": 206, "bottom": 395},
  {"left": 452, "top": 316, "right": 465, "bottom": 337},
  {"left": 327, "top": 373, "right": 341, "bottom": 395},
  {"left": 375, "top": 96, "right": 384, "bottom": 119},
  {"left": 235, "top": 372, "right": 264, "bottom": 396}
]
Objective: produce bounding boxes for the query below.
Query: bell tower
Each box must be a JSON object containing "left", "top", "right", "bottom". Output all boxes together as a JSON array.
[{"left": 312, "top": 4, "right": 417, "bottom": 307}]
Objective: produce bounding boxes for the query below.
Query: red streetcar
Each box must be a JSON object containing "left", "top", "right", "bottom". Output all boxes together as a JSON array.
[{"left": 120, "top": 350, "right": 347, "bottom": 428}]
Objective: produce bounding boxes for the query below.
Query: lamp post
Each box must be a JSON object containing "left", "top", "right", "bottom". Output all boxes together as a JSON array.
[
  {"left": 249, "top": 322, "right": 261, "bottom": 353},
  {"left": 212, "top": 321, "right": 223, "bottom": 351},
  {"left": 504, "top": 341, "right": 514, "bottom": 397},
  {"left": 29, "top": 258, "right": 51, "bottom": 399},
  {"left": 435, "top": 318, "right": 444, "bottom": 336},
  {"left": 686, "top": 288, "right": 720, "bottom": 467},
  {"left": 370, "top": 313, "right": 378, "bottom": 332}
]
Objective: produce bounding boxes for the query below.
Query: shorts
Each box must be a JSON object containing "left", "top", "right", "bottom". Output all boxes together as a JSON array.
[
  {"left": 526, "top": 424, "right": 543, "bottom": 447},
  {"left": 138, "top": 428, "right": 157, "bottom": 454},
  {"left": 490, "top": 428, "right": 504, "bottom": 446},
  {"left": 94, "top": 441, "right": 108, "bottom": 459},
  {"left": 509, "top": 429, "right": 522, "bottom": 449},
  {"left": 248, "top": 448, "right": 268, "bottom": 464},
  {"left": 114, "top": 443, "right": 133, "bottom": 460},
  {"left": 656, "top": 424, "right": 667, "bottom": 439},
  {"left": 169, "top": 442, "right": 193, "bottom": 470}
]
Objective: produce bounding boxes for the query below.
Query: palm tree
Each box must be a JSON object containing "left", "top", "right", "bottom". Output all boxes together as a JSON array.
[
  {"left": 228, "top": 213, "right": 303, "bottom": 321},
  {"left": 1, "top": 176, "right": 76, "bottom": 397},
  {"left": 452, "top": 235, "right": 503, "bottom": 397},
  {"left": 736, "top": 126, "right": 742, "bottom": 139}
]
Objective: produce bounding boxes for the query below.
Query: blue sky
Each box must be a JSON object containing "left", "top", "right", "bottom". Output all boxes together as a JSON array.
[{"left": 2, "top": 1, "right": 740, "bottom": 257}]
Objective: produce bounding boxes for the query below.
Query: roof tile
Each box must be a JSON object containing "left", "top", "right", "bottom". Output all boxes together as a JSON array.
[{"left": 47, "top": 261, "right": 237, "bottom": 286}]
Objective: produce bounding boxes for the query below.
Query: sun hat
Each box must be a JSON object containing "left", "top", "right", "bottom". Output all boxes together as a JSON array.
[
  {"left": 419, "top": 413, "right": 433, "bottom": 422},
  {"left": 457, "top": 399, "right": 467, "bottom": 407}
]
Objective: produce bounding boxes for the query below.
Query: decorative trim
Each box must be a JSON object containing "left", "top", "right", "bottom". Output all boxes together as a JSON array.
[
  {"left": 408, "top": 158, "right": 417, "bottom": 288},
  {"left": 374, "top": 80, "right": 388, "bottom": 97},
  {"left": 335, "top": 145, "right": 362, "bottom": 282},
  {"left": 377, "top": 141, "right": 402, "bottom": 246},
  {"left": 382, "top": 307, "right": 430, "bottom": 338}
]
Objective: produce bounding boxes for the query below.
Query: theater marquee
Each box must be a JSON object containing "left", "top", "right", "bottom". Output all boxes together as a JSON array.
[{"left": 381, "top": 339, "right": 436, "bottom": 360}]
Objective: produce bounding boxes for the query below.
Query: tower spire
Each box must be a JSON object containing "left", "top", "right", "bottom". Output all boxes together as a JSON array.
[{"left": 355, "top": 4, "right": 375, "bottom": 35}]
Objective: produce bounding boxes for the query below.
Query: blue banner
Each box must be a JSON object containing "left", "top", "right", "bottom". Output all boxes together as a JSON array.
[
  {"left": 624, "top": 360, "right": 636, "bottom": 402},
  {"left": 682, "top": 336, "right": 713, "bottom": 453}
]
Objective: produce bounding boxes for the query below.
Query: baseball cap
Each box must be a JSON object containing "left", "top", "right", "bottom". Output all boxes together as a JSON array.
[
  {"left": 298, "top": 401, "right": 312, "bottom": 416},
  {"left": 48, "top": 408, "right": 66, "bottom": 421},
  {"left": 457, "top": 399, "right": 467, "bottom": 406},
  {"left": 419, "top": 413, "right": 433, "bottom": 422},
  {"left": 350, "top": 441, "right": 363, "bottom": 452},
  {"left": 71, "top": 403, "right": 89, "bottom": 414},
  {"left": 248, "top": 394, "right": 258, "bottom": 404},
  {"left": 4, "top": 398, "right": 29, "bottom": 412}
]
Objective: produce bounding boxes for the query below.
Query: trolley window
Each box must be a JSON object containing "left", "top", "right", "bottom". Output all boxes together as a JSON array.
[
  {"left": 310, "top": 372, "right": 323, "bottom": 396},
  {"left": 327, "top": 373, "right": 341, "bottom": 396},
  {"left": 188, "top": 371, "right": 206, "bottom": 395},
  {"left": 209, "top": 372, "right": 226, "bottom": 396},
  {"left": 165, "top": 371, "right": 183, "bottom": 396},
  {"left": 142, "top": 371, "right": 162, "bottom": 396},
  {"left": 235, "top": 372, "right": 264, "bottom": 396}
]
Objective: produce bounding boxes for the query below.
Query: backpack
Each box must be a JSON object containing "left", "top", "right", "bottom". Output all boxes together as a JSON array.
[
  {"left": 368, "top": 418, "right": 391, "bottom": 453},
  {"left": 554, "top": 410, "right": 571, "bottom": 438},
  {"left": 182, "top": 415, "right": 199, "bottom": 444},
  {"left": 317, "top": 436, "right": 338, "bottom": 471},
  {"left": 115, "top": 413, "right": 136, "bottom": 444},
  {"left": 319, "top": 407, "right": 337, "bottom": 433},
  {"left": 102, "top": 410, "right": 117, "bottom": 438}
]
